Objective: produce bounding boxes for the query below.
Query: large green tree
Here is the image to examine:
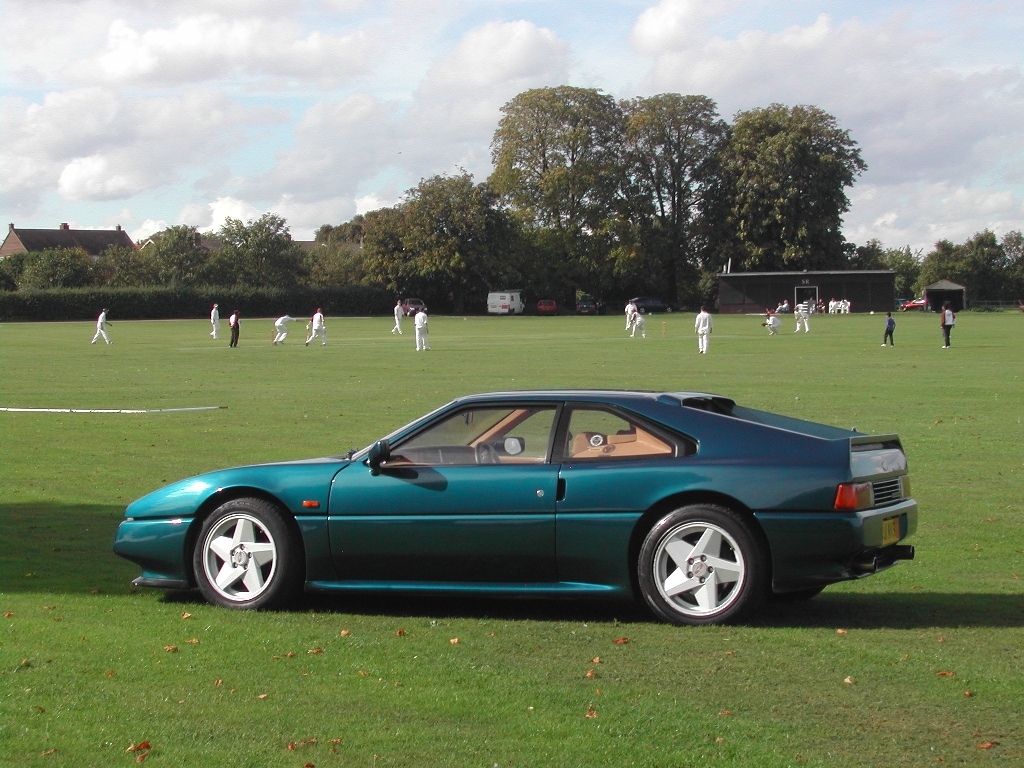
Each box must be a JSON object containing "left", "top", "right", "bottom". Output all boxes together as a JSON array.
[
  {"left": 916, "top": 230, "right": 1010, "bottom": 302},
  {"left": 94, "top": 245, "right": 158, "bottom": 287},
  {"left": 725, "top": 104, "right": 866, "bottom": 271},
  {"left": 490, "top": 86, "right": 624, "bottom": 296},
  {"left": 147, "top": 225, "right": 210, "bottom": 285},
  {"left": 620, "top": 93, "right": 729, "bottom": 303},
  {"left": 211, "top": 213, "right": 306, "bottom": 287},
  {"left": 17, "top": 247, "right": 97, "bottom": 290},
  {"left": 850, "top": 239, "right": 922, "bottom": 298}
]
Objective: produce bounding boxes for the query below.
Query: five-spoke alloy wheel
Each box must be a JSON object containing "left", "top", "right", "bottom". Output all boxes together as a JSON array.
[
  {"left": 638, "top": 505, "right": 766, "bottom": 625},
  {"left": 193, "top": 498, "right": 301, "bottom": 609}
]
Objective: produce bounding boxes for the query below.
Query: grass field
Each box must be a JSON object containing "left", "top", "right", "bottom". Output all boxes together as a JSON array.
[{"left": 1, "top": 310, "right": 1022, "bottom": 767}]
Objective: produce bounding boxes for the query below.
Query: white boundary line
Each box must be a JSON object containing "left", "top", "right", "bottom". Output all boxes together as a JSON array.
[{"left": 0, "top": 406, "right": 225, "bottom": 414}]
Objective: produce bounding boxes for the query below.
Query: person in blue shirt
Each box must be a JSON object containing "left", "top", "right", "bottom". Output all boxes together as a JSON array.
[{"left": 882, "top": 312, "right": 896, "bottom": 346}]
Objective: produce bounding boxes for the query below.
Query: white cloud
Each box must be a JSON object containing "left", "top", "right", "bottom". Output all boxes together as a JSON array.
[
  {"left": 178, "top": 196, "right": 263, "bottom": 232},
  {"left": 355, "top": 193, "right": 393, "bottom": 215},
  {"left": 130, "top": 218, "right": 169, "bottom": 241}
]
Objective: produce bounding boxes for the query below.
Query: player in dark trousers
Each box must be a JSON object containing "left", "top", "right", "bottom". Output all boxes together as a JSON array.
[
  {"left": 940, "top": 302, "right": 955, "bottom": 348},
  {"left": 882, "top": 312, "right": 895, "bottom": 346},
  {"left": 229, "top": 309, "right": 241, "bottom": 347}
]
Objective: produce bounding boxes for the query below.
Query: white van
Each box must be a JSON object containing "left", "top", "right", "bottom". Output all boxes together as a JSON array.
[{"left": 487, "top": 290, "right": 525, "bottom": 315}]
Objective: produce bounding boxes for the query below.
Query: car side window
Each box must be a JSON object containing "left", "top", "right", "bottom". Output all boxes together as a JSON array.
[
  {"left": 392, "top": 407, "right": 557, "bottom": 466},
  {"left": 561, "top": 407, "right": 690, "bottom": 461}
]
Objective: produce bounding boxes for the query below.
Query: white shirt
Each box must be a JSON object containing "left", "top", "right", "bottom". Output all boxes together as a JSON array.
[
  {"left": 767, "top": 315, "right": 780, "bottom": 327},
  {"left": 797, "top": 303, "right": 809, "bottom": 317},
  {"left": 695, "top": 311, "right": 713, "bottom": 333},
  {"left": 275, "top": 315, "right": 295, "bottom": 327},
  {"left": 96, "top": 311, "right": 107, "bottom": 329},
  {"left": 944, "top": 309, "right": 955, "bottom": 325},
  {"left": 229, "top": 313, "right": 239, "bottom": 328},
  {"left": 414, "top": 311, "right": 428, "bottom": 329},
  {"left": 625, "top": 302, "right": 636, "bottom": 316},
  {"left": 394, "top": 304, "right": 404, "bottom": 321},
  {"left": 211, "top": 307, "right": 219, "bottom": 322},
  {"left": 311, "top": 312, "right": 324, "bottom": 329}
]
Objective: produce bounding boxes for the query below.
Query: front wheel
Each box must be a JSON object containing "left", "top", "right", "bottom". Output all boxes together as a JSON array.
[
  {"left": 193, "top": 498, "right": 302, "bottom": 609},
  {"left": 638, "top": 505, "right": 767, "bottom": 625}
]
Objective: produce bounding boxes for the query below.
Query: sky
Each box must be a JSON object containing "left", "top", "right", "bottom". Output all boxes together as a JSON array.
[{"left": 2, "top": 0, "right": 1022, "bottom": 253}]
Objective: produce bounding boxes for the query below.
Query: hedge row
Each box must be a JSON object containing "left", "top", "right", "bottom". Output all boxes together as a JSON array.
[{"left": 0, "top": 285, "right": 397, "bottom": 322}]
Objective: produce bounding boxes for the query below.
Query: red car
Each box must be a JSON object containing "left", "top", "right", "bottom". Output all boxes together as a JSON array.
[
  {"left": 537, "top": 299, "right": 558, "bottom": 315},
  {"left": 899, "top": 298, "right": 927, "bottom": 311},
  {"left": 401, "top": 298, "right": 427, "bottom": 316}
]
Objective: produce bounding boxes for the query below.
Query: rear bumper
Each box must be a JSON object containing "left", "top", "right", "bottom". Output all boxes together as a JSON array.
[{"left": 755, "top": 499, "right": 918, "bottom": 592}]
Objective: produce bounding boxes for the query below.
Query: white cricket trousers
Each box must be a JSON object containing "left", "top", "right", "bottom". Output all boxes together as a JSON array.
[
  {"left": 306, "top": 327, "right": 326, "bottom": 345},
  {"left": 698, "top": 331, "right": 709, "bottom": 353},
  {"left": 415, "top": 328, "right": 429, "bottom": 350},
  {"left": 273, "top": 326, "right": 289, "bottom": 344},
  {"left": 91, "top": 328, "right": 110, "bottom": 344},
  {"left": 392, "top": 317, "right": 402, "bottom": 334},
  {"left": 795, "top": 316, "right": 809, "bottom": 333},
  {"left": 211, "top": 320, "right": 219, "bottom": 339}
]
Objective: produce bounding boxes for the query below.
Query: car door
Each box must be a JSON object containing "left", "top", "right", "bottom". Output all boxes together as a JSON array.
[
  {"left": 328, "top": 404, "right": 560, "bottom": 583},
  {"left": 553, "top": 404, "right": 696, "bottom": 587}
]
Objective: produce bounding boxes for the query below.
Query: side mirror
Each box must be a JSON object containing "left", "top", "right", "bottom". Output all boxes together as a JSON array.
[
  {"left": 502, "top": 436, "right": 525, "bottom": 456},
  {"left": 367, "top": 439, "right": 390, "bottom": 476}
]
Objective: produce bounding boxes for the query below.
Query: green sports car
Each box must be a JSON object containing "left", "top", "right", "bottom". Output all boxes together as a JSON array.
[{"left": 113, "top": 390, "right": 917, "bottom": 625}]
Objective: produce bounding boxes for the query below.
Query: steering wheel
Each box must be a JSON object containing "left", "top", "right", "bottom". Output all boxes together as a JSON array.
[{"left": 475, "top": 442, "right": 500, "bottom": 465}]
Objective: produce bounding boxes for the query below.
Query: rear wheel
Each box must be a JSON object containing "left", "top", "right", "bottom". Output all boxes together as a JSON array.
[
  {"left": 193, "top": 498, "right": 302, "bottom": 609},
  {"left": 638, "top": 505, "right": 767, "bottom": 625}
]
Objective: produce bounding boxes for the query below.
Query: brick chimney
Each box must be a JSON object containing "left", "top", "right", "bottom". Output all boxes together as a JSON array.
[
  {"left": 8, "top": 223, "right": 13, "bottom": 232},
  {"left": 116, "top": 224, "right": 121, "bottom": 231},
  {"left": 60, "top": 223, "right": 69, "bottom": 230}
]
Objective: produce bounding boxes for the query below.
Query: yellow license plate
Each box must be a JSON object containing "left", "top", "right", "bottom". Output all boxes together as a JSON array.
[{"left": 881, "top": 516, "right": 901, "bottom": 546}]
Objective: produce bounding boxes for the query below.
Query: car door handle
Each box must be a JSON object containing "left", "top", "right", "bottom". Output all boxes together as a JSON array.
[{"left": 556, "top": 478, "right": 566, "bottom": 501}]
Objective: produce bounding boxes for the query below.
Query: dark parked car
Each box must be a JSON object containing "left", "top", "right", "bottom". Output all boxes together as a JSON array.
[
  {"left": 575, "top": 298, "right": 605, "bottom": 315},
  {"left": 536, "top": 299, "right": 559, "bottom": 315},
  {"left": 401, "top": 298, "right": 427, "bottom": 316},
  {"left": 630, "top": 296, "right": 673, "bottom": 314},
  {"left": 114, "top": 390, "right": 917, "bottom": 625}
]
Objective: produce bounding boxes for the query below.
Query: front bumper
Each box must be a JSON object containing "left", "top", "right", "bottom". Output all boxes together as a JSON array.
[
  {"left": 113, "top": 517, "right": 194, "bottom": 586},
  {"left": 755, "top": 499, "right": 918, "bottom": 592}
]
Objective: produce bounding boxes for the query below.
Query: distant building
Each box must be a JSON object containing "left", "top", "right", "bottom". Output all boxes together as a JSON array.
[
  {"left": 922, "top": 280, "right": 966, "bottom": 312},
  {"left": 0, "top": 223, "right": 135, "bottom": 259},
  {"left": 717, "top": 270, "right": 896, "bottom": 313}
]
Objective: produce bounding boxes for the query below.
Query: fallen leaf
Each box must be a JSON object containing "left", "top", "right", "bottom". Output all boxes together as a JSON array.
[
  {"left": 912, "top": 585, "right": 922, "bottom": 590},
  {"left": 591, "top": 657, "right": 601, "bottom": 664},
  {"left": 613, "top": 637, "right": 629, "bottom": 645},
  {"left": 1013, "top": 574, "right": 1019, "bottom": 579},
  {"left": 395, "top": 628, "right": 406, "bottom": 636},
  {"left": 843, "top": 676, "right": 853, "bottom": 684},
  {"left": 596, "top": 689, "right": 602, "bottom": 695},
  {"left": 836, "top": 629, "right": 848, "bottom": 635},
  {"left": 339, "top": 629, "right": 351, "bottom": 637},
  {"left": 3, "top": 612, "right": 12, "bottom": 618},
  {"left": 304, "top": 763, "right": 315, "bottom": 768},
  {"left": 285, "top": 652, "right": 296, "bottom": 658},
  {"left": 164, "top": 646, "right": 178, "bottom": 653},
  {"left": 724, "top": 651, "right": 734, "bottom": 656},
  {"left": 973, "top": 544, "right": 980, "bottom": 551},
  {"left": 719, "top": 711, "right": 732, "bottom": 716},
  {"left": 328, "top": 738, "right": 342, "bottom": 744},
  {"left": 964, "top": 690, "right": 973, "bottom": 697},
  {"left": 976, "top": 741, "right": 998, "bottom": 749},
  {"left": 288, "top": 738, "right": 318, "bottom": 750},
  {"left": 34, "top": 705, "right": 46, "bottom": 713},
  {"left": 92, "top": 589, "right": 100, "bottom": 594},
  {"left": 585, "top": 704, "right": 597, "bottom": 719},
  {"left": 393, "top": 680, "right": 402, "bottom": 687},
  {"left": 257, "top": 694, "right": 269, "bottom": 700},
  {"left": 716, "top": 737, "right": 726, "bottom": 743},
  {"left": 449, "top": 638, "right": 459, "bottom": 644},
  {"left": 358, "top": 670, "right": 368, "bottom": 676},
  {"left": 307, "top": 648, "right": 324, "bottom": 655},
  {"left": 936, "top": 671, "right": 955, "bottom": 677},
  {"left": 181, "top": 612, "right": 192, "bottom": 619},
  {"left": 125, "top": 741, "right": 151, "bottom": 753},
  {"left": 986, "top": 518, "right": 995, "bottom": 523},
  {"left": 136, "top": 753, "right": 148, "bottom": 764},
  {"left": 214, "top": 679, "right": 222, "bottom": 686},
  {"left": 185, "top": 638, "right": 199, "bottom": 645},
  {"left": 937, "top": 636, "right": 946, "bottom": 643},
  {"left": 41, "top": 748, "right": 57, "bottom": 755},
  {"left": 489, "top": 632, "right": 495, "bottom": 637},
  {"left": 585, "top": 669, "right": 595, "bottom": 678},
  {"left": 106, "top": 670, "right": 115, "bottom": 678}
]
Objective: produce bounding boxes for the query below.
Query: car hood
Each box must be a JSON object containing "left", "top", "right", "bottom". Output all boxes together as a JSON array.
[{"left": 124, "top": 457, "right": 352, "bottom": 520}]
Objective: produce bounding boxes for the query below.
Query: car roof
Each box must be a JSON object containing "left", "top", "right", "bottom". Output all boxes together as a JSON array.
[{"left": 450, "top": 389, "right": 731, "bottom": 406}]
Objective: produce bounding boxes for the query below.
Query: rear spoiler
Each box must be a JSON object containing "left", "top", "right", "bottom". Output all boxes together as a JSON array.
[{"left": 850, "top": 434, "right": 903, "bottom": 452}]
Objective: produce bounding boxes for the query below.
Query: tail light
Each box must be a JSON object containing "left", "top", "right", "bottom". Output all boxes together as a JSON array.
[{"left": 834, "top": 482, "right": 872, "bottom": 510}]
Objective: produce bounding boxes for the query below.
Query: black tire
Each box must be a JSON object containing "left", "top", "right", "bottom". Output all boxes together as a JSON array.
[
  {"left": 637, "top": 505, "right": 767, "bottom": 625},
  {"left": 192, "top": 497, "right": 303, "bottom": 610}
]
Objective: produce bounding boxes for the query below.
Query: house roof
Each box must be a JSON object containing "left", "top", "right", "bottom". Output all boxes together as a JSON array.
[
  {"left": 924, "top": 280, "right": 966, "bottom": 291},
  {"left": 1, "top": 225, "right": 135, "bottom": 257}
]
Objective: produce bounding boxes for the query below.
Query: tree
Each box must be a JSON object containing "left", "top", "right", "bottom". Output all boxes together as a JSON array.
[
  {"left": 362, "top": 173, "right": 524, "bottom": 312},
  {"left": 490, "top": 86, "right": 624, "bottom": 296},
  {"left": 850, "top": 239, "right": 921, "bottom": 298},
  {"left": 725, "top": 104, "right": 866, "bottom": 271},
  {"left": 1002, "top": 230, "right": 1024, "bottom": 301},
  {"left": 148, "top": 225, "right": 210, "bottom": 286},
  {"left": 620, "top": 93, "right": 729, "bottom": 303},
  {"left": 17, "top": 247, "right": 96, "bottom": 289},
  {"left": 95, "top": 245, "right": 158, "bottom": 287},
  {"left": 916, "top": 230, "right": 1008, "bottom": 302},
  {"left": 211, "top": 213, "right": 306, "bottom": 287}
]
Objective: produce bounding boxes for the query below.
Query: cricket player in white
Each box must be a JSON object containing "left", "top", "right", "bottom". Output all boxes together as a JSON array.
[
  {"left": 694, "top": 306, "right": 713, "bottom": 353},
  {"left": 305, "top": 309, "right": 326, "bottom": 346},
  {"left": 414, "top": 309, "right": 430, "bottom": 351},
  {"left": 630, "top": 312, "right": 646, "bottom": 338},
  {"left": 210, "top": 303, "right": 220, "bottom": 339},
  {"left": 625, "top": 300, "right": 637, "bottom": 330},
  {"left": 795, "top": 302, "right": 810, "bottom": 333},
  {"left": 273, "top": 315, "right": 296, "bottom": 344},
  {"left": 391, "top": 300, "right": 404, "bottom": 334},
  {"left": 91, "top": 308, "right": 112, "bottom": 344},
  {"left": 763, "top": 311, "right": 781, "bottom": 335}
]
